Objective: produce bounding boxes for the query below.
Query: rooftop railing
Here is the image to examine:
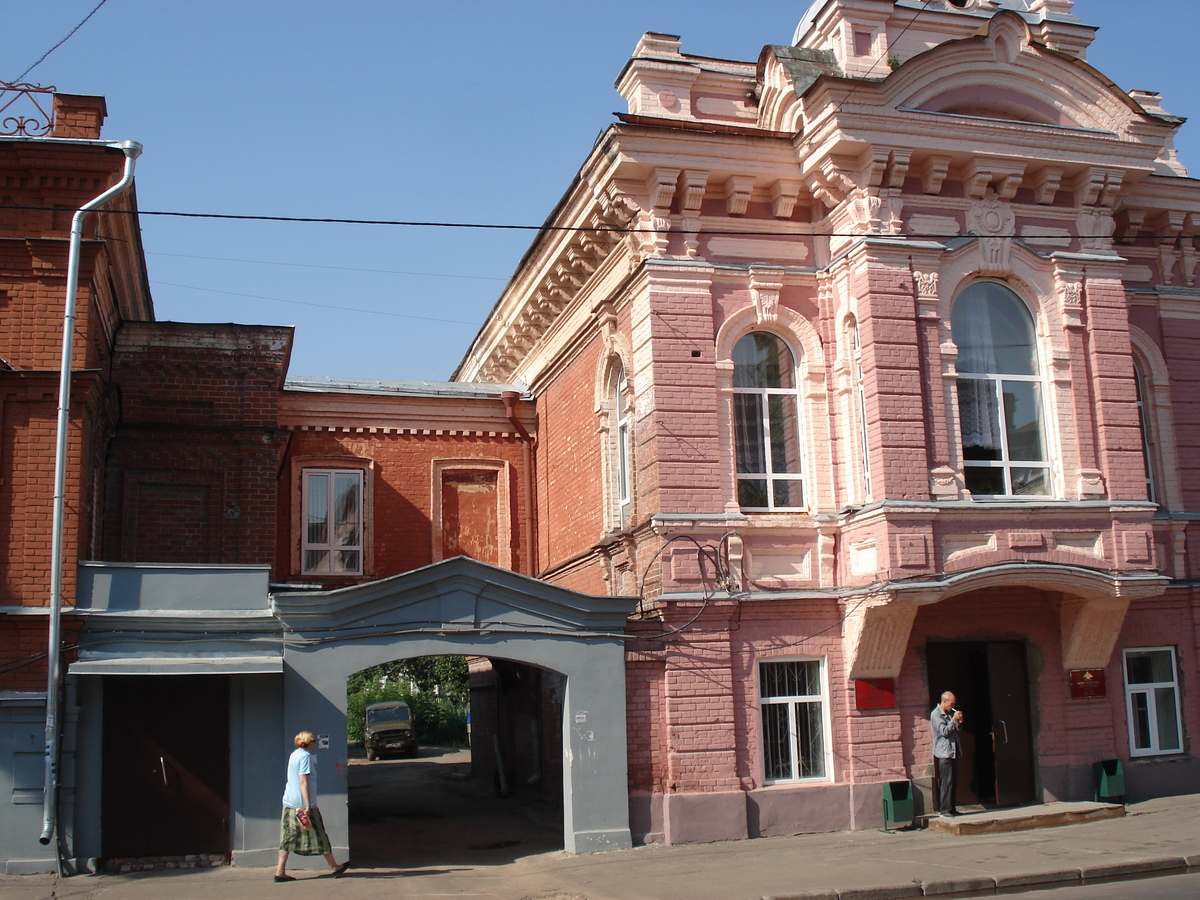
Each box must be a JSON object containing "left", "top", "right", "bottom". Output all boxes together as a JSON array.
[{"left": 0, "top": 81, "right": 56, "bottom": 137}]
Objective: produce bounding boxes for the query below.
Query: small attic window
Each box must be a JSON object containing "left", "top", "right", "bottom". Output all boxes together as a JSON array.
[{"left": 854, "top": 30, "right": 873, "bottom": 57}]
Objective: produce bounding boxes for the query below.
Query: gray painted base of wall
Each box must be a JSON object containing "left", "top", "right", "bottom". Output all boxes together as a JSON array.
[
  {"left": 2, "top": 695, "right": 79, "bottom": 875},
  {"left": 570, "top": 829, "right": 634, "bottom": 853},
  {"left": 1043, "top": 758, "right": 1200, "bottom": 803},
  {"left": 5, "top": 857, "right": 58, "bottom": 875},
  {"left": 748, "top": 784, "right": 850, "bottom": 836},
  {"left": 5, "top": 855, "right": 98, "bottom": 875},
  {"left": 1125, "top": 757, "right": 1200, "bottom": 800},
  {"left": 637, "top": 783, "right": 914, "bottom": 844},
  {"left": 664, "top": 790, "right": 749, "bottom": 843},
  {"left": 628, "top": 790, "right": 663, "bottom": 844}
]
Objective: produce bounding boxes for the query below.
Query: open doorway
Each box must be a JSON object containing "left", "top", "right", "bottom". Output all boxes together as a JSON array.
[
  {"left": 345, "top": 655, "right": 563, "bottom": 867},
  {"left": 926, "top": 640, "right": 1036, "bottom": 809}
]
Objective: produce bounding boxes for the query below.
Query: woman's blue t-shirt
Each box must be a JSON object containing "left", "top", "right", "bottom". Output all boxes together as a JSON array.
[{"left": 282, "top": 746, "right": 315, "bottom": 808}]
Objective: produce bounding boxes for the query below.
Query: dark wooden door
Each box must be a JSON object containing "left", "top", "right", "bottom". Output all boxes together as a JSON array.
[
  {"left": 987, "top": 641, "right": 1036, "bottom": 807},
  {"left": 101, "top": 675, "right": 230, "bottom": 859},
  {"left": 927, "top": 640, "right": 1036, "bottom": 808}
]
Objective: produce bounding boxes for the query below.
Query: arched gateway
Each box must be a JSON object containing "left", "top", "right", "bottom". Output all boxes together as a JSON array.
[{"left": 273, "top": 557, "right": 636, "bottom": 859}]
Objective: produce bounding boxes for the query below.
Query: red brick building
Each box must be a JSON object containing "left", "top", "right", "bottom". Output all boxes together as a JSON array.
[{"left": 0, "top": 87, "right": 567, "bottom": 872}]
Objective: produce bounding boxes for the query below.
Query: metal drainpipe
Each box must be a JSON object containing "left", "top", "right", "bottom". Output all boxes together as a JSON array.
[
  {"left": 40, "top": 141, "right": 142, "bottom": 857},
  {"left": 500, "top": 391, "right": 537, "bottom": 575}
]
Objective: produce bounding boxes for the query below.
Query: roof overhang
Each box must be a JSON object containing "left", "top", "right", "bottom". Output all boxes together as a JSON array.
[{"left": 69, "top": 654, "right": 282, "bottom": 676}]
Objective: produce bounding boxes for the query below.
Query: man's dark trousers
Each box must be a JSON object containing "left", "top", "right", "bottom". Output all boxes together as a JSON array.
[{"left": 937, "top": 756, "right": 958, "bottom": 814}]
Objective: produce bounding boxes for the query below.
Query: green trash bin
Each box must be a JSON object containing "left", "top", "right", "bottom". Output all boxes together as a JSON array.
[
  {"left": 881, "top": 780, "right": 914, "bottom": 832},
  {"left": 1094, "top": 759, "right": 1125, "bottom": 803}
]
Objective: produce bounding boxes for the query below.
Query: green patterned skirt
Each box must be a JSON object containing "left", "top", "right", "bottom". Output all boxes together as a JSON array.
[{"left": 279, "top": 806, "right": 332, "bottom": 855}]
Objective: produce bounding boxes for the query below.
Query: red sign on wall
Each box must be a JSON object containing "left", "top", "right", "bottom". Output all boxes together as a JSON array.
[
  {"left": 855, "top": 678, "right": 896, "bottom": 709},
  {"left": 1070, "top": 669, "right": 1106, "bottom": 698}
]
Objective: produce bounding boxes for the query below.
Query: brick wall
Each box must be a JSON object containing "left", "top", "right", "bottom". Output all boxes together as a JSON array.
[
  {"left": 533, "top": 334, "right": 610, "bottom": 590},
  {"left": 103, "top": 322, "right": 291, "bottom": 565},
  {"left": 277, "top": 427, "right": 532, "bottom": 585}
]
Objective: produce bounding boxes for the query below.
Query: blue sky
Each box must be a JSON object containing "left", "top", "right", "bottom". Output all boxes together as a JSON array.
[{"left": 7, "top": 1, "right": 1198, "bottom": 382}]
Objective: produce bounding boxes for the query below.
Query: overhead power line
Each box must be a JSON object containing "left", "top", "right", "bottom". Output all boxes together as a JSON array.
[
  {"left": 11, "top": 0, "right": 111, "bottom": 83},
  {"left": 0, "top": 204, "right": 1180, "bottom": 241},
  {"left": 0, "top": 204, "right": 1182, "bottom": 240}
]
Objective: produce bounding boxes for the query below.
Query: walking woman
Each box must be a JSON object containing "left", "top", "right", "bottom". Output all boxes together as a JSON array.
[{"left": 275, "top": 730, "right": 350, "bottom": 882}]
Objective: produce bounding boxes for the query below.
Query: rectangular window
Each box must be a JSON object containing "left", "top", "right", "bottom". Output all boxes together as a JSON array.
[
  {"left": 759, "top": 659, "right": 829, "bottom": 782},
  {"left": 1124, "top": 647, "right": 1182, "bottom": 756},
  {"left": 303, "top": 469, "right": 363, "bottom": 574}
]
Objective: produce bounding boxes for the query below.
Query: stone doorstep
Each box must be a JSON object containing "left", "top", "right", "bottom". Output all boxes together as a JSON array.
[{"left": 925, "top": 800, "right": 1125, "bottom": 835}]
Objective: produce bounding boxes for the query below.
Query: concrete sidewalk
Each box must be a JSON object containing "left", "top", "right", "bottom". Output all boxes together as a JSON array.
[{"left": 2, "top": 794, "right": 1199, "bottom": 900}]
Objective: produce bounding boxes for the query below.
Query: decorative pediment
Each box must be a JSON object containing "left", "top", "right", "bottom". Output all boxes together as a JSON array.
[
  {"left": 272, "top": 556, "right": 637, "bottom": 636},
  {"left": 882, "top": 11, "right": 1162, "bottom": 139}
]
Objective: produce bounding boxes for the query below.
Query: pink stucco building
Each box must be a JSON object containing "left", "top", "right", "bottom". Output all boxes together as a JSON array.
[{"left": 456, "top": 0, "right": 1200, "bottom": 842}]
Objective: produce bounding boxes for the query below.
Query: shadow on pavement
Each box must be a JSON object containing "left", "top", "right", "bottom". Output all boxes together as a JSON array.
[{"left": 347, "top": 745, "right": 563, "bottom": 869}]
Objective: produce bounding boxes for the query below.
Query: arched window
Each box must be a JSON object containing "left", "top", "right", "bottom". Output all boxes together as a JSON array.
[
  {"left": 733, "top": 332, "right": 804, "bottom": 510},
  {"left": 1133, "top": 365, "right": 1157, "bottom": 504},
  {"left": 952, "top": 282, "right": 1050, "bottom": 497},
  {"left": 615, "top": 367, "right": 632, "bottom": 527}
]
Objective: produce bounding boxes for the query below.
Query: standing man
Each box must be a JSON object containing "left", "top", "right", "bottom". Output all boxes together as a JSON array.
[{"left": 930, "top": 691, "right": 964, "bottom": 816}]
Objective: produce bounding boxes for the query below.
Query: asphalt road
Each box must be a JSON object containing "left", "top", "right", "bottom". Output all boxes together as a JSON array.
[{"left": 1012, "top": 871, "right": 1200, "bottom": 898}]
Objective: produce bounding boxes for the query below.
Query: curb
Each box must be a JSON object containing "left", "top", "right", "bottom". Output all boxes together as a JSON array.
[{"left": 763, "top": 858, "right": 1195, "bottom": 900}]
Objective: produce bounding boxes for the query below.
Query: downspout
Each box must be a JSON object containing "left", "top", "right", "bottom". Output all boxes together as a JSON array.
[
  {"left": 500, "top": 391, "right": 538, "bottom": 575},
  {"left": 41, "top": 140, "right": 142, "bottom": 855}
]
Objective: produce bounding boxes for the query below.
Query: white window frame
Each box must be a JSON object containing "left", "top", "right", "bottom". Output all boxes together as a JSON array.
[
  {"left": 952, "top": 282, "right": 1052, "bottom": 499},
  {"left": 758, "top": 658, "right": 831, "bottom": 783},
  {"left": 1123, "top": 647, "right": 1183, "bottom": 757},
  {"left": 302, "top": 468, "right": 364, "bottom": 575},
  {"left": 733, "top": 332, "right": 806, "bottom": 511},
  {"left": 615, "top": 368, "right": 632, "bottom": 528}
]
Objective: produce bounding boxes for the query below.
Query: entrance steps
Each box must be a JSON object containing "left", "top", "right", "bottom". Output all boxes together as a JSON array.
[{"left": 926, "top": 800, "right": 1125, "bottom": 835}]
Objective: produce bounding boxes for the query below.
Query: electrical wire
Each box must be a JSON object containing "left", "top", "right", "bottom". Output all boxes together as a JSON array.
[
  {"left": 0, "top": 644, "right": 79, "bottom": 677},
  {"left": 10, "top": 0, "right": 110, "bottom": 84},
  {"left": 625, "top": 532, "right": 741, "bottom": 641},
  {"left": 819, "top": 0, "right": 937, "bottom": 120},
  {"left": 0, "top": 205, "right": 1178, "bottom": 240}
]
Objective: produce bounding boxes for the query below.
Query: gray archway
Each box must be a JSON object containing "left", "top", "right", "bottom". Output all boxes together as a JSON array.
[{"left": 272, "top": 557, "right": 636, "bottom": 858}]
